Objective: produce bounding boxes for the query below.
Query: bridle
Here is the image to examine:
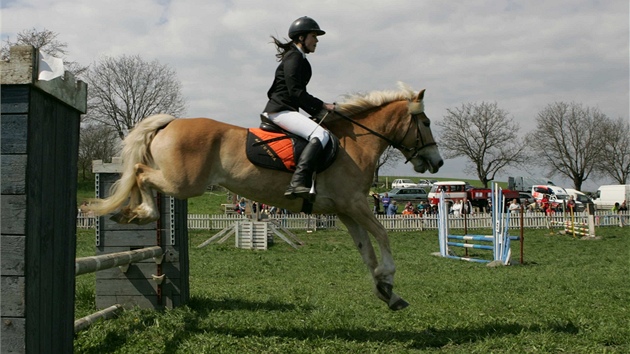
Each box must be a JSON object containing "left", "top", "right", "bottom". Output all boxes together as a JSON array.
[{"left": 332, "top": 109, "right": 437, "bottom": 164}]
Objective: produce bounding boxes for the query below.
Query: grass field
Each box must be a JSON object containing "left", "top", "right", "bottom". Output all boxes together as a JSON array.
[{"left": 74, "top": 225, "right": 630, "bottom": 353}]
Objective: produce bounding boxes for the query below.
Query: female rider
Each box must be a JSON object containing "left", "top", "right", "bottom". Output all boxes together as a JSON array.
[{"left": 262, "top": 16, "right": 335, "bottom": 201}]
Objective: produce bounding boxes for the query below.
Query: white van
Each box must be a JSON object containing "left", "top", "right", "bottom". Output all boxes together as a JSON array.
[
  {"left": 592, "top": 184, "right": 630, "bottom": 210},
  {"left": 531, "top": 185, "right": 570, "bottom": 210},
  {"left": 564, "top": 188, "right": 594, "bottom": 212}
]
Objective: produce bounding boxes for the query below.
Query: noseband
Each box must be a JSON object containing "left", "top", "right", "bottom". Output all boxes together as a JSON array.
[{"left": 334, "top": 110, "right": 437, "bottom": 164}]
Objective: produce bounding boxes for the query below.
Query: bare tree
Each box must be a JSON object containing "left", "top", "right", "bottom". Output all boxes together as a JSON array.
[
  {"left": 373, "top": 146, "right": 404, "bottom": 186},
  {"left": 529, "top": 102, "right": 607, "bottom": 190},
  {"left": 85, "top": 55, "right": 186, "bottom": 139},
  {"left": 437, "top": 102, "right": 528, "bottom": 187},
  {"left": 78, "top": 124, "right": 119, "bottom": 179},
  {"left": 1, "top": 28, "right": 88, "bottom": 77},
  {"left": 595, "top": 116, "right": 630, "bottom": 184}
]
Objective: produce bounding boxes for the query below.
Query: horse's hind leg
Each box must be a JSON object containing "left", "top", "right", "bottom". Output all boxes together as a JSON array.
[
  {"left": 109, "top": 185, "right": 144, "bottom": 224},
  {"left": 114, "top": 163, "right": 165, "bottom": 224}
]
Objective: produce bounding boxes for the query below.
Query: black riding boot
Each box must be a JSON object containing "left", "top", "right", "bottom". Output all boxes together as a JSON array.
[{"left": 285, "top": 137, "right": 323, "bottom": 201}]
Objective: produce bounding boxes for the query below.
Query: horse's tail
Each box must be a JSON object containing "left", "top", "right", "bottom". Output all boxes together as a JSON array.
[{"left": 89, "top": 114, "right": 177, "bottom": 216}]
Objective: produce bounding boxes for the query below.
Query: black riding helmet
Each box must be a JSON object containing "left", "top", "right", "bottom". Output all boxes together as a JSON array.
[{"left": 288, "top": 16, "right": 325, "bottom": 40}]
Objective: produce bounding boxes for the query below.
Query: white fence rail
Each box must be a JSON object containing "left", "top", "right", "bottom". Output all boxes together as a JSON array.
[{"left": 77, "top": 210, "right": 629, "bottom": 231}]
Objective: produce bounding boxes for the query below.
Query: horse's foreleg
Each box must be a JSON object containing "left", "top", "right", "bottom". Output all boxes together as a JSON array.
[
  {"left": 337, "top": 214, "right": 378, "bottom": 276},
  {"left": 367, "top": 219, "right": 409, "bottom": 311},
  {"left": 340, "top": 210, "right": 409, "bottom": 311}
]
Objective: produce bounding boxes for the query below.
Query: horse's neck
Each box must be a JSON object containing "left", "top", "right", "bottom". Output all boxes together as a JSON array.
[{"left": 330, "top": 102, "right": 407, "bottom": 166}]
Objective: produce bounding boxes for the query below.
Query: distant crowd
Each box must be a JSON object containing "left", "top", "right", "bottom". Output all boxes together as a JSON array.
[{"left": 370, "top": 192, "right": 628, "bottom": 218}]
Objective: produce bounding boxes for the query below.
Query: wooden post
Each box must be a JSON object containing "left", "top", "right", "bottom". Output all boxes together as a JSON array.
[
  {"left": 92, "top": 159, "right": 189, "bottom": 310},
  {"left": 1, "top": 45, "right": 86, "bottom": 354}
]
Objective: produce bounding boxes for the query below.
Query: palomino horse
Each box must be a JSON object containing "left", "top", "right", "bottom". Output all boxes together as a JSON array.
[{"left": 89, "top": 83, "right": 443, "bottom": 310}]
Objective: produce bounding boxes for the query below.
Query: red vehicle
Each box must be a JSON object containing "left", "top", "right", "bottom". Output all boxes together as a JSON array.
[
  {"left": 467, "top": 187, "right": 519, "bottom": 212},
  {"left": 428, "top": 181, "right": 518, "bottom": 212}
]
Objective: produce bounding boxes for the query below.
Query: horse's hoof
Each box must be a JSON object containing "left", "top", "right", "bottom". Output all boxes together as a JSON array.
[
  {"left": 110, "top": 211, "right": 131, "bottom": 224},
  {"left": 389, "top": 298, "right": 409, "bottom": 311},
  {"left": 128, "top": 216, "right": 143, "bottom": 225}
]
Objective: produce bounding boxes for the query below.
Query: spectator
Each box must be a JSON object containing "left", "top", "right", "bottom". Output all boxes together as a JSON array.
[
  {"left": 370, "top": 191, "right": 382, "bottom": 215},
  {"left": 541, "top": 195, "right": 550, "bottom": 214},
  {"left": 417, "top": 200, "right": 429, "bottom": 216},
  {"left": 402, "top": 202, "right": 415, "bottom": 215},
  {"left": 381, "top": 193, "right": 391, "bottom": 211},
  {"left": 508, "top": 198, "right": 520, "bottom": 213},
  {"left": 451, "top": 200, "right": 462, "bottom": 217},
  {"left": 567, "top": 196, "right": 576, "bottom": 213},
  {"left": 237, "top": 198, "right": 247, "bottom": 214},
  {"left": 619, "top": 200, "right": 627, "bottom": 227},
  {"left": 461, "top": 197, "right": 473, "bottom": 215},
  {"left": 386, "top": 200, "right": 398, "bottom": 215}
]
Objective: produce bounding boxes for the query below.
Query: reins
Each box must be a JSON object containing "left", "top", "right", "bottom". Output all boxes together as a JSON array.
[{"left": 331, "top": 109, "right": 437, "bottom": 164}]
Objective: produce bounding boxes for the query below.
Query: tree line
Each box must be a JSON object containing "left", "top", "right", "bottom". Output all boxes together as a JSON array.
[{"left": 3, "top": 29, "right": 629, "bottom": 190}]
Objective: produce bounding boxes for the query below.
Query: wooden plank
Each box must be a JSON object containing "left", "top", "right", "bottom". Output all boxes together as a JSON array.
[
  {"left": 1, "top": 317, "right": 25, "bottom": 354},
  {"left": 96, "top": 278, "right": 158, "bottom": 296},
  {"left": 0, "top": 195, "right": 26, "bottom": 235},
  {"left": 96, "top": 295, "right": 159, "bottom": 309},
  {"left": 97, "top": 229, "right": 160, "bottom": 247},
  {"left": 101, "top": 219, "right": 157, "bottom": 231},
  {"left": 0, "top": 114, "right": 28, "bottom": 154},
  {"left": 1, "top": 154, "right": 27, "bottom": 194},
  {"left": 1, "top": 236, "right": 25, "bottom": 276},
  {"left": 0, "top": 85, "right": 30, "bottom": 114},
  {"left": 0, "top": 276, "right": 25, "bottom": 317}
]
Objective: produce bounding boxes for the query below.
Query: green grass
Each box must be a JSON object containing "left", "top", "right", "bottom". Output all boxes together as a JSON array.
[{"left": 74, "top": 227, "right": 630, "bottom": 353}]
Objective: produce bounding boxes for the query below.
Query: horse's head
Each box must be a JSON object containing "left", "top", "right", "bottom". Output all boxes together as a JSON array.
[
  {"left": 333, "top": 84, "right": 444, "bottom": 174},
  {"left": 399, "top": 89, "right": 443, "bottom": 173}
]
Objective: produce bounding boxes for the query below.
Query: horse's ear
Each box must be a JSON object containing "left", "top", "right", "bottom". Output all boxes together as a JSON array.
[{"left": 413, "top": 89, "right": 426, "bottom": 102}]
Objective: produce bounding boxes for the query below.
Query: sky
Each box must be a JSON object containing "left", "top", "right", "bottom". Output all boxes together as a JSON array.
[{"left": 2, "top": 0, "right": 628, "bottom": 191}]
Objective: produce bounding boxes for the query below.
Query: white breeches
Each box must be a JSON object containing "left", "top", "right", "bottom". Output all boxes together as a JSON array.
[{"left": 265, "top": 111, "right": 330, "bottom": 148}]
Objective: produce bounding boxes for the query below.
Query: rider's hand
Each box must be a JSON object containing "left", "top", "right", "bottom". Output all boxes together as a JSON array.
[{"left": 324, "top": 103, "right": 336, "bottom": 112}]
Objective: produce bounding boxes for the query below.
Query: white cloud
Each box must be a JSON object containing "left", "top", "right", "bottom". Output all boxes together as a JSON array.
[{"left": 2, "top": 0, "right": 627, "bottom": 189}]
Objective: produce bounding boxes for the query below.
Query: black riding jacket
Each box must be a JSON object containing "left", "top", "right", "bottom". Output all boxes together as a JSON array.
[{"left": 263, "top": 45, "right": 323, "bottom": 116}]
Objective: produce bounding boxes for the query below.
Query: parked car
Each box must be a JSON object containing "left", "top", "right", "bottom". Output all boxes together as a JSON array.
[
  {"left": 416, "top": 179, "right": 437, "bottom": 187},
  {"left": 391, "top": 179, "right": 418, "bottom": 189},
  {"left": 380, "top": 187, "right": 428, "bottom": 200}
]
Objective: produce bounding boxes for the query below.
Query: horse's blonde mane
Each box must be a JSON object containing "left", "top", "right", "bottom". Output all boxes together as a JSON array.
[{"left": 336, "top": 82, "right": 421, "bottom": 116}]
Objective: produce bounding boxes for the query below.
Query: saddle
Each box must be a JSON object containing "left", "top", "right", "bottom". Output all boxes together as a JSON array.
[{"left": 245, "top": 115, "right": 339, "bottom": 174}]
